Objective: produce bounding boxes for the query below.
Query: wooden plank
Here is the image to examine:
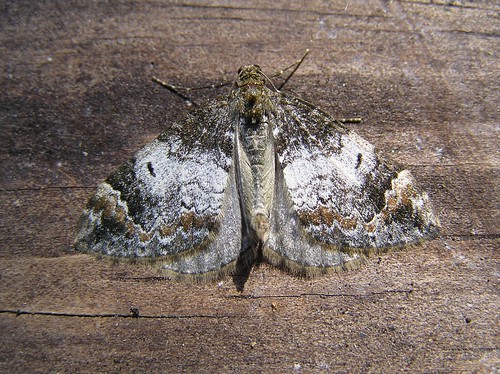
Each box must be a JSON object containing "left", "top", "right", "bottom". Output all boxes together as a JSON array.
[{"left": 0, "top": 1, "right": 498, "bottom": 372}]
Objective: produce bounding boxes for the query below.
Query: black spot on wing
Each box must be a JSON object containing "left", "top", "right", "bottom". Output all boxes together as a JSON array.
[
  {"left": 147, "top": 162, "right": 156, "bottom": 177},
  {"left": 355, "top": 153, "right": 362, "bottom": 169}
]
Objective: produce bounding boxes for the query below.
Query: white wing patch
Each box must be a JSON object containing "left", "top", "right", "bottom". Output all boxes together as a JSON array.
[{"left": 135, "top": 138, "right": 230, "bottom": 217}]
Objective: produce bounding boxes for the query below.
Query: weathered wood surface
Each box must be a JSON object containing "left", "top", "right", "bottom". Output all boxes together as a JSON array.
[{"left": 0, "top": 1, "right": 498, "bottom": 372}]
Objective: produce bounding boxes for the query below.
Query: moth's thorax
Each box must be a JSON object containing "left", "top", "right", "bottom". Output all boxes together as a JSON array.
[
  {"left": 232, "top": 66, "right": 275, "bottom": 243},
  {"left": 231, "top": 66, "right": 273, "bottom": 124}
]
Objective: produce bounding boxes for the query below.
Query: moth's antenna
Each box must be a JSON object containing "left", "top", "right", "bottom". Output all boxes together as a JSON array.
[
  {"left": 338, "top": 117, "right": 362, "bottom": 124},
  {"left": 260, "top": 70, "right": 279, "bottom": 92},
  {"left": 277, "top": 49, "right": 310, "bottom": 91},
  {"left": 153, "top": 50, "right": 310, "bottom": 103},
  {"left": 152, "top": 76, "right": 198, "bottom": 107}
]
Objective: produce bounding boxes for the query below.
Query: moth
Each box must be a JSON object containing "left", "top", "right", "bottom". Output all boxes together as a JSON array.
[{"left": 75, "top": 64, "right": 440, "bottom": 281}]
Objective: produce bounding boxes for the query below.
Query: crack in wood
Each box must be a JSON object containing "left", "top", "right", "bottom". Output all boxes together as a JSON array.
[
  {"left": 0, "top": 186, "right": 96, "bottom": 193},
  {"left": 441, "top": 233, "right": 500, "bottom": 241},
  {"left": 225, "top": 289, "right": 414, "bottom": 300},
  {"left": 0, "top": 309, "right": 238, "bottom": 319}
]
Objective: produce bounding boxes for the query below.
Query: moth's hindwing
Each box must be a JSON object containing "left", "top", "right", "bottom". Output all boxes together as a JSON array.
[
  {"left": 75, "top": 99, "right": 242, "bottom": 277},
  {"left": 266, "top": 94, "right": 440, "bottom": 274}
]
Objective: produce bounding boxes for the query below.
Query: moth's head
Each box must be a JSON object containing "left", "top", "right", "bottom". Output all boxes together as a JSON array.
[{"left": 236, "top": 65, "right": 266, "bottom": 88}]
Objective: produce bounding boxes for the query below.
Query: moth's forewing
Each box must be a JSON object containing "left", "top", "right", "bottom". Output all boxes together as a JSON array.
[{"left": 75, "top": 100, "right": 244, "bottom": 277}]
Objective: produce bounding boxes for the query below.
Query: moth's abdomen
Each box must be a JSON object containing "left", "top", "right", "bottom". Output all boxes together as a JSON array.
[{"left": 235, "top": 116, "right": 275, "bottom": 242}]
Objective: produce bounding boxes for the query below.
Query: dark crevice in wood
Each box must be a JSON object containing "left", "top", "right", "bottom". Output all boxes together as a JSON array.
[
  {"left": 440, "top": 233, "right": 500, "bottom": 241},
  {"left": 0, "top": 186, "right": 96, "bottom": 193},
  {"left": 0, "top": 309, "right": 238, "bottom": 320},
  {"left": 399, "top": 0, "right": 495, "bottom": 11},
  {"left": 225, "top": 289, "right": 414, "bottom": 300}
]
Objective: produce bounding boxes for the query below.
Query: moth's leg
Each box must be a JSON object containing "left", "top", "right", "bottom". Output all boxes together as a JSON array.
[
  {"left": 151, "top": 76, "right": 232, "bottom": 107},
  {"left": 338, "top": 117, "right": 362, "bottom": 124},
  {"left": 151, "top": 77, "right": 197, "bottom": 106}
]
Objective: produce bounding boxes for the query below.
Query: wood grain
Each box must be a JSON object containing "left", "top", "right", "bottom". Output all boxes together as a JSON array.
[{"left": 1, "top": 1, "right": 498, "bottom": 372}]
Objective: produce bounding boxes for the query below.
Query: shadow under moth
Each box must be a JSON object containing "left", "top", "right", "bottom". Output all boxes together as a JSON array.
[{"left": 75, "top": 63, "right": 440, "bottom": 283}]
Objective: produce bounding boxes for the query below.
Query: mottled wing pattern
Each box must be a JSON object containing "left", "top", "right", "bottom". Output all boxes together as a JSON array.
[
  {"left": 75, "top": 99, "right": 242, "bottom": 277},
  {"left": 267, "top": 94, "right": 439, "bottom": 273}
]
